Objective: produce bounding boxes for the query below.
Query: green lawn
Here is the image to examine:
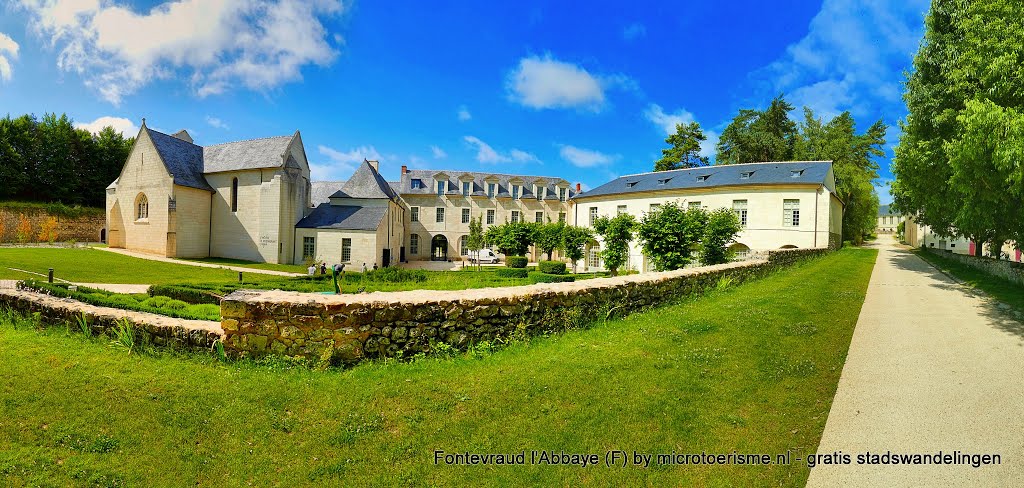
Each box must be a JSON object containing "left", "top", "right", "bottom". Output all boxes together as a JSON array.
[
  {"left": 916, "top": 249, "right": 1024, "bottom": 314},
  {"left": 0, "top": 248, "right": 280, "bottom": 284},
  {"left": 181, "top": 256, "right": 308, "bottom": 274},
  {"left": 0, "top": 247, "right": 877, "bottom": 486}
]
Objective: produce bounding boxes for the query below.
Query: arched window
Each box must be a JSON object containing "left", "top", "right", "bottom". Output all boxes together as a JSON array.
[
  {"left": 231, "top": 177, "right": 239, "bottom": 212},
  {"left": 135, "top": 194, "right": 149, "bottom": 220}
]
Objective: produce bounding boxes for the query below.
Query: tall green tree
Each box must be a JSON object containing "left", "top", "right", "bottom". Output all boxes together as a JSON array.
[
  {"left": 467, "top": 216, "right": 485, "bottom": 270},
  {"left": 534, "top": 220, "right": 566, "bottom": 261},
  {"left": 699, "top": 208, "right": 742, "bottom": 265},
  {"left": 716, "top": 95, "right": 798, "bottom": 165},
  {"left": 654, "top": 122, "right": 708, "bottom": 171},
  {"left": 561, "top": 225, "right": 594, "bottom": 273},
  {"left": 484, "top": 221, "right": 537, "bottom": 257},
  {"left": 636, "top": 201, "right": 706, "bottom": 270},
  {"left": 593, "top": 213, "right": 636, "bottom": 276},
  {"left": 892, "top": 0, "right": 1024, "bottom": 255}
]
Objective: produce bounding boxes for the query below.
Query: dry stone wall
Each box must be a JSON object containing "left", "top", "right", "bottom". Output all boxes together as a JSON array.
[
  {"left": 0, "top": 207, "right": 106, "bottom": 243},
  {"left": 925, "top": 247, "right": 1024, "bottom": 286},
  {"left": 221, "top": 248, "right": 829, "bottom": 364}
]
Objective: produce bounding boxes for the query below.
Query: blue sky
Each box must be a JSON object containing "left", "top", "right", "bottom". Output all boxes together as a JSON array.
[{"left": 0, "top": 0, "right": 931, "bottom": 203}]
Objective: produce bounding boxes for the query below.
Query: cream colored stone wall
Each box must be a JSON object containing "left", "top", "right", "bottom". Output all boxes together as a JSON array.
[
  {"left": 572, "top": 185, "right": 838, "bottom": 272},
  {"left": 207, "top": 170, "right": 268, "bottom": 262},
  {"left": 172, "top": 185, "right": 212, "bottom": 258},
  {"left": 402, "top": 193, "right": 569, "bottom": 261},
  {"left": 106, "top": 129, "right": 174, "bottom": 256},
  {"left": 295, "top": 228, "right": 379, "bottom": 270}
]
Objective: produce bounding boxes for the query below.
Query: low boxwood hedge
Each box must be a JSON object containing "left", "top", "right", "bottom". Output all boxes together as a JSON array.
[
  {"left": 148, "top": 284, "right": 222, "bottom": 305},
  {"left": 528, "top": 272, "right": 575, "bottom": 283},
  {"left": 495, "top": 268, "right": 529, "bottom": 278},
  {"left": 17, "top": 280, "right": 221, "bottom": 321},
  {"left": 505, "top": 256, "right": 528, "bottom": 268},
  {"left": 537, "top": 260, "right": 567, "bottom": 275}
]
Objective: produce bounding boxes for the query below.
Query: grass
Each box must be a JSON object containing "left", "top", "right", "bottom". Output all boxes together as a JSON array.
[
  {"left": 0, "top": 247, "right": 281, "bottom": 284},
  {"left": 181, "top": 257, "right": 308, "bottom": 274},
  {"left": 19, "top": 280, "right": 221, "bottom": 321},
  {"left": 0, "top": 247, "right": 876, "bottom": 486},
  {"left": 916, "top": 249, "right": 1024, "bottom": 314}
]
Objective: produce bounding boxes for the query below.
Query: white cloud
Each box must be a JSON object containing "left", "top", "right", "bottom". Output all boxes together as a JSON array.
[
  {"left": 457, "top": 105, "right": 471, "bottom": 121},
  {"left": 760, "top": 0, "right": 928, "bottom": 118},
  {"left": 622, "top": 22, "right": 646, "bottom": 41},
  {"left": 558, "top": 144, "right": 617, "bottom": 168},
  {"left": 20, "top": 0, "right": 345, "bottom": 105},
  {"left": 505, "top": 54, "right": 633, "bottom": 112},
  {"left": 430, "top": 145, "right": 447, "bottom": 159},
  {"left": 312, "top": 144, "right": 380, "bottom": 180},
  {"left": 643, "top": 103, "right": 718, "bottom": 158},
  {"left": 205, "top": 116, "right": 229, "bottom": 130},
  {"left": 74, "top": 115, "right": 138, "bottom": 135},
  {"left": 0, "top": 32, "right": 19, "bottom": 82},
  {"left": 463, "top": 136, "right": 539, "bottom": 164}
]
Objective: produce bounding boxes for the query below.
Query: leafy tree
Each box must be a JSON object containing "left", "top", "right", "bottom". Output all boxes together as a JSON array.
[
  {"left": 534, "top": 220, "right": 566, "bottom": 261},
  {"left": 636, "top": 201, "right": 706, "bottom": 271},
  {"left": 654, "top": 122, "right": 708, "bottom": 171},
  {"left": 484, "top": 221, "right": 537, "bottom": 257},
  {"left": 593, "top": 213, "right": 636, "bottom": 276},
  {"left": 699, "top": 208, "right": 742, "bottom": 265},
  {"left": 561, "top": 225, "right": 594, "bottom": 273},
  {"left": 716, "top": 95, "right": 798, "bottom": 165},
  {"left": 467, "top": 216, "right": 485, "bottom": 270}
]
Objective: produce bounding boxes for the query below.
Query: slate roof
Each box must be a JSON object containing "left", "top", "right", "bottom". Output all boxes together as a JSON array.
[
  {"left": 878, "top": 204, "right": 895, "bottom": 216},
  {"left": 145, "top": 128, "right": 214, "bottom": 192},
  {"left": 330, "top": 161, "right": 399, "bottom": 200},
  {"left": 202, "top": 135, "right": 294, "bottom": 174},
  {"left": 577, "top": 161, "right": 834, "bottom": 199},
  {"left": 295, "top": 204, "right": 387, "bottom": 230},
  {"left": 396, "top": 169, "right": 574, "bottom": 200},
  {"left": 311, "top": 181, "right": 346, "bottom": 205}
]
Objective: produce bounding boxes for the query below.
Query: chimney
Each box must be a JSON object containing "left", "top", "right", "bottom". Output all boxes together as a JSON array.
[
  {"left": 575, "top": 183, "right": 581, "bottom": 193},
  {"left": 366, "top": 159, "right": 379, "bottom": 172},
  {"left": 401, "top": 165, "right": 408, "bottom": 176}
]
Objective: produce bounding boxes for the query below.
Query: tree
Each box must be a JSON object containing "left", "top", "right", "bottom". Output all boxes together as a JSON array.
[
  {"left": 484, "top": 221, "right": 537, "bottom": 257},
  {"left": 561, "top": 225, "right": 593, "bottom": 273},
  {"left": 699, "top": 208, "right": 742, "bottom": 265},
  {"left": 593, "top": 213, "right": 636, "bottom": 276},
  {"left": 654, "top": 122, "right": 708, "bottom": 171},
  {"left": 716, "top": 95, "right": 798, "bottom": 165},
  {"left": 636, "top": 201, "right": 706, "bottom": 271},
  {"left": 534, "top": 220, "right": 566, "bottom": 261},
  {"left": 467, "top": 216, "right": 485, "bottom": 270}
]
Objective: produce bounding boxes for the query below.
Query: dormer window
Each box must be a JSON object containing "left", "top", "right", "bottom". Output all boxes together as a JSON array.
[
  {"left": 487, "top": 182, "right": 496, "bottom": 198},
  {"left": 462, "top": 181, "right": 471, "bottom": 196},
  {"left": 437, "top": 180, "right": 446, "bottom": 196},
  {"left": 790, "top": 170, "right": 804, "bottom": 178},
  {"left": 740, "top": 171, "right": 754, "bottom": 179},
  {"left": 696, "top": 175, "right": 710, "bottom": 182},
  {"left": 626, "top": 181, "right": 638, "bottom": 188},
  {"left": 411, "top": 178, "right": 425, "bottom": 189},
  {"left": 559, "top": 187, "right": 567, "bottom": 202},
  {"left": 657, "top": 177, "right": 672, "bottom": 185},
  {"left": 512, "top": 185, "right": 519, "bottom": 199}
]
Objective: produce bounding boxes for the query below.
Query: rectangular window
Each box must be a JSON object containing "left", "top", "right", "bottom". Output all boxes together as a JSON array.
[
  {"left": 649, "top": 203, "right": 661, "bottom": 212},
  {"left": 688, "top": 201, "right": 701, "bottom": 210},
  {"left": 437, "top": 180, "right": 445, "bottom": 196},
  {"left": 462, "top": 208, "right": 470, "bottom": 223},
  {"left": 342, "top": 238, "right": 352, "bottom": 262},
  {"left": 411, "top": 179, "right": 424, "bottom": 189},
  {"left": 302, "top": 236, "right": 315, "bottom": 259},
  {"left": 535, "top": 211, "right": 544, "bottom": 223},
  {"left": 784, "top": 199, "right": 800, "bottom": 227},
  {"left": 436, "top": 207, "right": 445, "bottom": 223},
  {"left": 617, "top": 205, "right": 627, "bottom": 215},
  {"left": 558, "top": 212, "right": 566, "bottom": 223},
  {"left": 589, "top": 207, "right": 598, "bottom": 226},
  {"left": 487, "top": 183, "right": 496, "bottom": 198},
  {"left": 588, "top": 247, "right": 600, "bottom": 268},
  {"left": 462, "top": 181, "right": 471, "bottom": 196},
  {"left": 460, "top": 236, "right": 469, "bottom": 256},
  {"left": 486, "top": 209, "right": 495, "bottom": 224},
  {"left": 410, "top": 234, "right": 419, "bottom": 255},
  {"left": 512, "top": 185, "right": 519, "bottom": 199},
  {"left": 733, "top": 199, "right": 748, "bottom": 227},
  {"left": 559, "top": 187, "right": 567, "bottom": 202},
  {"left": 511, "top": 210, "right": 521, "bottom": 223},
  {"left": 411, "top": 207, "right": 419, "bottom": 222}
]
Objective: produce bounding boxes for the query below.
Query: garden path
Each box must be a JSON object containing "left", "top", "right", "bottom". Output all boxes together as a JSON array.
[{"left": 94, "top": 247, "right": 303, "bottom": 277}]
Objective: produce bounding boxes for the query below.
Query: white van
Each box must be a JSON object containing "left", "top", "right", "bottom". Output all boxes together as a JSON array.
[{"left": 469, "top": 248, "right": 500, "bottom": 264}]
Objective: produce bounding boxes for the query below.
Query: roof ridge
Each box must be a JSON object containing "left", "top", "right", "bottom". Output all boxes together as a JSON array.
[
  {"left": 204, "top": 134, "right": 293, "bottom": 147},
  {"left": 146, "top": 127, "right": 202, "bottom": 148},
  {"left": 405, "top": 168, "right": 569, "bottom": 180},
  {"left": 618, "top": 160, "right": 832, "bottom": 179}
]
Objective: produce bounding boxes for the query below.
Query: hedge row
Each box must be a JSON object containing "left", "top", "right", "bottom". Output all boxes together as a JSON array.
[
  {"left": 528, "top": 272, "right": 575, "bottom": 283},
  {"left": 537, "top": 261, "right": 567, "bottom": 274},
  {"left": 18, "top": 280, "right": 220, "bottom": 321},
  {"left": 148, "top": 284, "right": 222, "bottom": 305},
  {"left": 505, "top": 256, "right": 528, "bottom": 268}
]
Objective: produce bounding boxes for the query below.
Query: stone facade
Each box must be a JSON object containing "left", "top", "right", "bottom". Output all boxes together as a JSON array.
[
  {"left": 0, "top": 208, "right": 106, "bottom": 243},
  {"left": 925, "top": 247, "right": 1024, "bottom": 286},
  {"left": 220, "top": 248, "right": 828, "bottom": 364}
]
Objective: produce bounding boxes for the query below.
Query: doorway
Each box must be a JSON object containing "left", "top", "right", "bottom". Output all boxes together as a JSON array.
[{"left": 431, "top": 235, "right": 448, "bottom": 261}]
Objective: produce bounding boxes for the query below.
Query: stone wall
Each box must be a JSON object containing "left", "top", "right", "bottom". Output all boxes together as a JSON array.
[
  {"left": 220, "top": 248, "right": 829, "bottom": 364},
  {"left": 925, "top": 247, "right": 1024, "bottom": 286},
  {"left": 0, "top": 288, "right": 222, "bottom": 350},
  {"left": 0, "top": 207, "right": 106, "bottom": 243}
]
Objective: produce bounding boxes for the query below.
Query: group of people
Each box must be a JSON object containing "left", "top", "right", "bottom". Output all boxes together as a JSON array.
[{"left": 306, "top": 261, "right": 378, "bottom": 276}]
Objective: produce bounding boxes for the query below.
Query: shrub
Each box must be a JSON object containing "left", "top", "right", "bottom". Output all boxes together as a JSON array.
[
  {"left": 528, "top": 272, "right": 575, "bottom": 283},
  {"left": 141, "top": 296, "right": 171, "bottom": 308},
  {"left": 18, "top": 280, "right": 220, "bottom": 321},
  {"left": 363, "top": 266, "right": 427, "bottom": 283},
  {"left": 537, "top": 260, "right": 566, "bottom": 275},
  {"left": 495, "top": 268, "right": 528, "bottom": 278},
  {"left": 163, "top": 300, "right": 189, "bottom": 311},
  {"left": 148, "top": 284, "right": 222, "bottom": 305},
  {"left": 37, "top": 216, "right": 59, "bottom": 243},
  {"left": 15, "top": 214, "right": 32, "bottom": 243},
  {"left": 505, "top": 256, "right": 528, "bottom": 268}
]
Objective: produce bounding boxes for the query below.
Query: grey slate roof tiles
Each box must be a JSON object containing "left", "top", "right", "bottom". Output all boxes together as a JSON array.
[
  {"left": 145, "top": 128, "right": 213, "bottom": 192},
  {"left": 330, "top": 161, "right": 399, "bottom": 200},
  {"left": 295, "top": 204, "right": 387, "bottom": 231},
  {"left": 202, "top": 135, "right": 294, "bottom": 174},
  {"left": 311, "top": 181, "right": 346, "bottom": 205},
  {"left": 577, "top": 161, "right": 834, "bottom": 199},
  {"left": 396, "top": 169, "right": 574, "bottom": 200}
]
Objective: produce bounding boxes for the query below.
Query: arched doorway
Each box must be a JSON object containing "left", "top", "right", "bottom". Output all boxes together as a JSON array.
[
  {"left": 584, "top": 240, "right": 601, "bottom": 271},
  {"left": 431, "top": 235, "right": 448, "bottom": 261}
]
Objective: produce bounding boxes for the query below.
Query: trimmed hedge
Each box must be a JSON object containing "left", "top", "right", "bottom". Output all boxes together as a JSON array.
[
  {"left": 505, "top": 256, "right": 528, "bottom": 268},
  {"left": 528, "top": 272, "right": 575, "bottom": 283},
  {"left": 495, "top": 268, "right": 529, "bottom": 278},
  {"left": 17, "top": 279, "right": 221, "bottom": 321},
  {"left": 537, "top": 261, "right": 566, "bottom": 275},
  {"left": 148, "top": 284, "right": 222, "bottom": 305}
]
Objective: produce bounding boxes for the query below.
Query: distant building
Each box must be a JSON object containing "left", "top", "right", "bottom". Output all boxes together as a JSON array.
[
  {"left": 571, "top": 161, "right": 844, "bottom": 272},
  {"left": 876, "top": 204, "right": 901, "bottom": 234}
]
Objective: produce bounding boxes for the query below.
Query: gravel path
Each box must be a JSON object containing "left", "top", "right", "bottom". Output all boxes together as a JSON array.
[{"left": 807, "top": 236, "right": 1024, "bottom": 487}]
